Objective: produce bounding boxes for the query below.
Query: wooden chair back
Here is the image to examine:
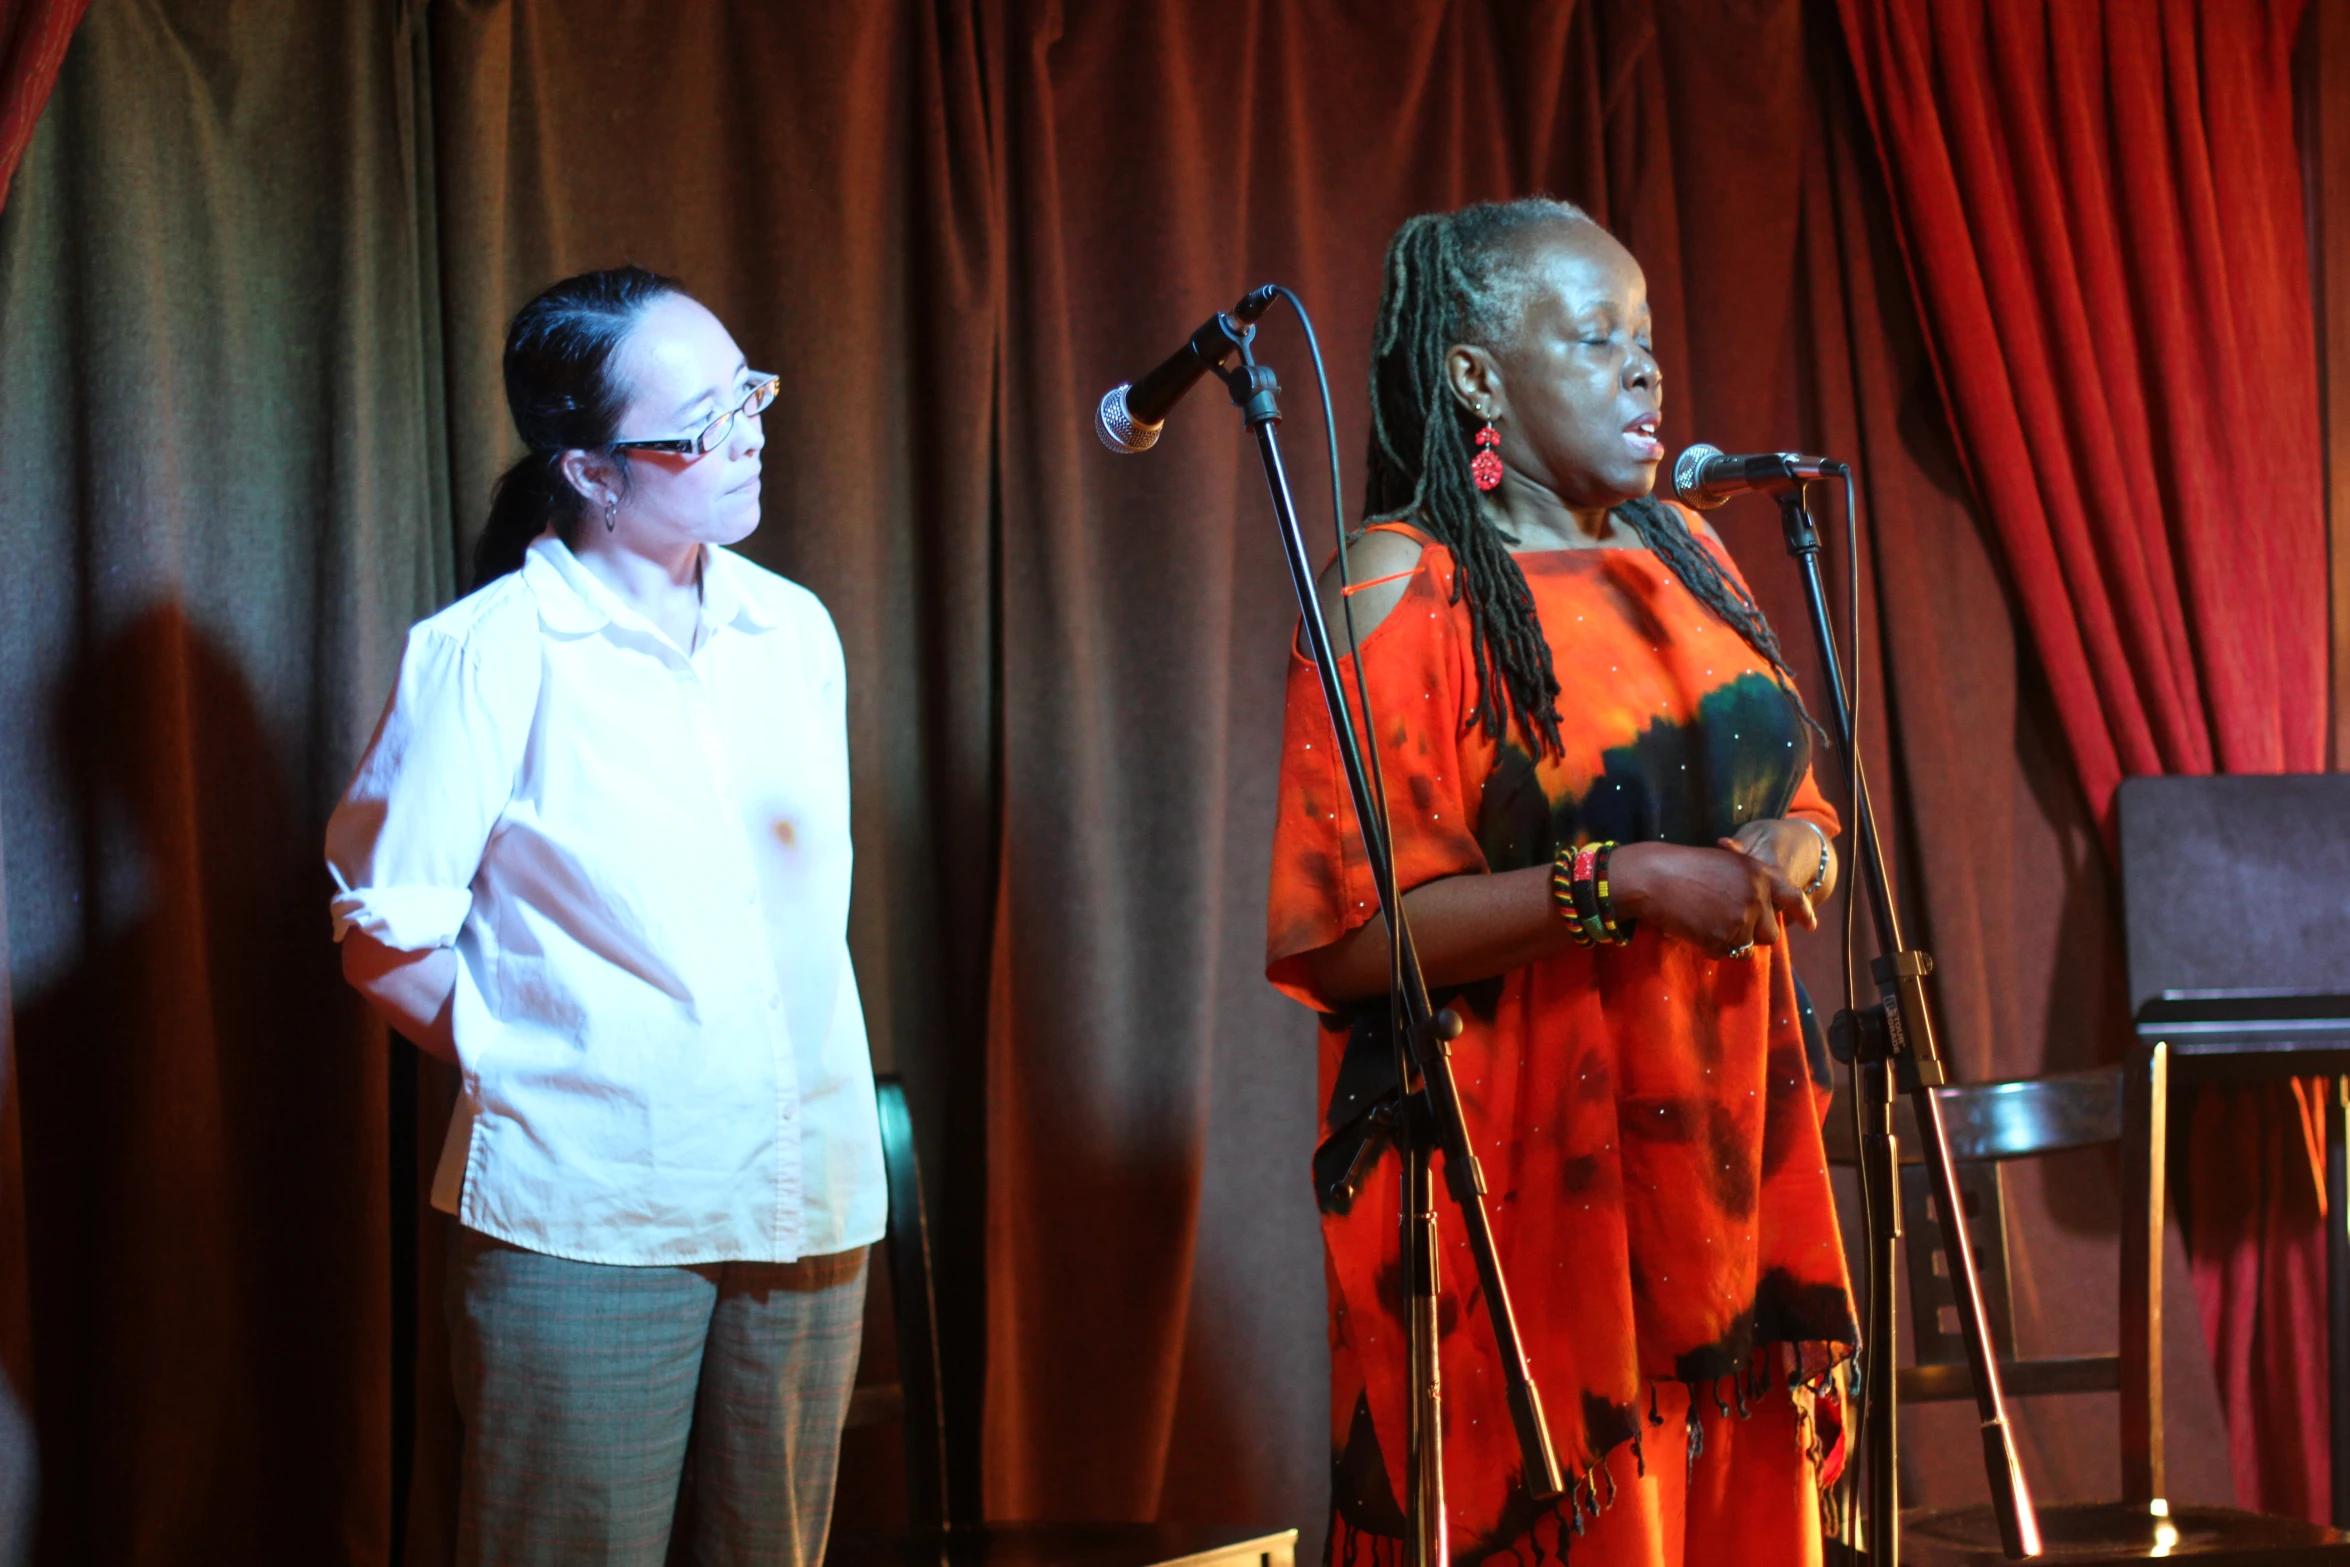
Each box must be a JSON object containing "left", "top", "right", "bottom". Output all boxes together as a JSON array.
[
  {"left": 844, "top": 1074, "right": 953, "bottom": 1530},
  {"left": 1825, "top": 1045, "right": 2169, "bottom": 1502}
]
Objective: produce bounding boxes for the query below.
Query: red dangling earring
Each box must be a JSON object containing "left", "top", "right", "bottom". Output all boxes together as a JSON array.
[{"left": 1471, "top": 419, "right": 1504, "bottom": 492}]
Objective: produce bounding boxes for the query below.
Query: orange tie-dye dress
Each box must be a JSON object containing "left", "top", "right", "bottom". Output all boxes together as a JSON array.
[{"left": 1266, "top": 516, "right": 1856, "bottom": 1567}]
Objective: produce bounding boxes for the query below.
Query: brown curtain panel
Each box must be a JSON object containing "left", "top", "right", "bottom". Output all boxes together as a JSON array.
[
  {"left": 0, "top": 2, "right": 2249, "bottom": 1563},
  {"left": 0, "top": 0, "right": 94, "bottom": 1548},
  {"left": 0, "top": 2, "right": 444, "bottom": 1560}
]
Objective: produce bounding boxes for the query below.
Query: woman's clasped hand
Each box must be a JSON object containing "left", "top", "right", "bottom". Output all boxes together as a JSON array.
[{"left": 1607, "top": 831, "right": 1813, "bottom": 958}]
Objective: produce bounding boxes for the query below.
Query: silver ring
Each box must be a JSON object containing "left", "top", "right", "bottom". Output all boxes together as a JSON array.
[{"left": 1724, "top": 941, "right": 1755, "bottom": 960}]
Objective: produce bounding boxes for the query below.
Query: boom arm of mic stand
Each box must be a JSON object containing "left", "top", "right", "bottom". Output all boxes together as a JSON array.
[
  {"left": 1214, "top": 343, "right": 1566, "bottom": 1533},
  {"left": 1774, "top": 487, "right": 2041, "bottom": 1564}
]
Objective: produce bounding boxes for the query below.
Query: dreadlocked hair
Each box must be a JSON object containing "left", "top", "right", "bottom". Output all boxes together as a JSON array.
[
  {"left": 1362, "top": 198, "right": 1810, "bottom": 754},
  {"left": 1365, "top": 201, "right": 1578, "bottom": 757}
]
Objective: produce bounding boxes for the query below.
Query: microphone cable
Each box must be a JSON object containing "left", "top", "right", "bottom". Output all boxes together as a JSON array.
[
  {"left": 1839, "top": 468, "right": 1863, "bottom": 1022},
  {"left": 1266, "top": 285, "right": 1413, "bottom": 1022},
  {"left": 1836, "top": 463, "right": 1871, "bottom": 1531}
]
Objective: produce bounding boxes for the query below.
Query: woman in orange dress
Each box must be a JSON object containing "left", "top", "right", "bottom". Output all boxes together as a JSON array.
[{"left": 1267, "top": 200, "right": 1857, "bottom": 1567}]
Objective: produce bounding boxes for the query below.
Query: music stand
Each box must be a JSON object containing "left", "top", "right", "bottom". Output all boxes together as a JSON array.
[{"left": 2117, "top": 774, "right": 2350, "bottom": 1527}]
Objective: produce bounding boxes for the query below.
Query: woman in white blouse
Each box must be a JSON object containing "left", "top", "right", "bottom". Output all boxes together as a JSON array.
[{"left": 327, "top": 267, "right": 884, "bottom": 1567}]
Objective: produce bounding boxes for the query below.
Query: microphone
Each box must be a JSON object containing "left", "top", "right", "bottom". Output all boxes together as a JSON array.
[
  {"left": 1097, "top": 285, "right": 1282, "bottom": 453},
  {"left": 1670, "top": 444, "right": 1848, "bottom": 509}
]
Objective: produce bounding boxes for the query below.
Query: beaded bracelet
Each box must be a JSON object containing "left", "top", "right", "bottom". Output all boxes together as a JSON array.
[
  {"left": 1568, "top": 846, "right": 1611, "bottom": 946},
  {"left": 1550, "top": 842, "right": 1594, "bottom": 946},
  {"left": 1553, "top": 840, "right": 1631, "bottom": 947},
  {"left": 1594, "top": 841, "right": 1635, "bottom": 944}
]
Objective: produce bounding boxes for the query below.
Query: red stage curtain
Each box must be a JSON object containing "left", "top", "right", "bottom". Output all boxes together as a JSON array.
[
  {"left": 1834, "top": 0, "right": 2332, "bottom": 1519},
  {"left": 0, "top": 0, "right": 85, "bottom": 208}
]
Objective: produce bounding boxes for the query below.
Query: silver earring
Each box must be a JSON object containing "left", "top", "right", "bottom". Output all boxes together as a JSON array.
[{"left": 602, "top": 495, "right": 618, "bottom": 534}]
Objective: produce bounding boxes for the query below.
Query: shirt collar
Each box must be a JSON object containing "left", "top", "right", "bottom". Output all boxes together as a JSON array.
[
  {"left": 522, "top": 535, "right": 781, "bottom": 640},
  {"left": 698, "top": 544, "right": 782, "bottom": 633},
  {"left": 521, "top": 536, "right": 610, "bottom": 635}
]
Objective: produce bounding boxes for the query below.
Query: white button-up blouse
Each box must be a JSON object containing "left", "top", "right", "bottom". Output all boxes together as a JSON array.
[{"left": 325, "top": 536, "right": 885, "bottom": 1265}]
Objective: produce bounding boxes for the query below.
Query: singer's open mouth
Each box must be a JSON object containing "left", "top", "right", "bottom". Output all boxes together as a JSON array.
[{"left": 1622, "top": 412, "right": 1664, "bottom": 460}]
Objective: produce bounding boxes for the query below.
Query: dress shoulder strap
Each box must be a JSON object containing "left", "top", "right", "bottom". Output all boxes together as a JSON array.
[{"left": 1360, "top": 517, "right": 1437, "bottom": 549}]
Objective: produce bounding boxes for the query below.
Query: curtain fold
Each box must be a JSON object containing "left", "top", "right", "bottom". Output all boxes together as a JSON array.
[
  {"left": 1832, "top": 0, "right": 2331, "bottom": 1521},
  {"left": 0, "top": 0, "right": 86, "bottom": 208},
  {"left": 1839, "top": 0, "right": 2327, "bottom": 814}
]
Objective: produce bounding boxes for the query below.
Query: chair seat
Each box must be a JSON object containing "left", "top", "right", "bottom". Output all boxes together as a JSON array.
[
  {"left": 826, "top": 1522, "right": 1299, "bottom": 1567},
  {"left": 1896, "top": 1501, "right": 2350, "bottom": 1565}
]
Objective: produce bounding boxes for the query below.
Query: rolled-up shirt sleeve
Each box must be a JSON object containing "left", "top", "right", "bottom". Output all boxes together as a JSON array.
[{"left": 326, "top": 619, "right": 534, "bottom": 951}]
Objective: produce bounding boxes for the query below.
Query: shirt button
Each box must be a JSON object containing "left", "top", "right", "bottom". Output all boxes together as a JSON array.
[
  {"left": 767, "top": 995, "right": 782, "bottom": 1012},
  {"left": 744, "top": 889, "right": 757, "bottom": 906}
]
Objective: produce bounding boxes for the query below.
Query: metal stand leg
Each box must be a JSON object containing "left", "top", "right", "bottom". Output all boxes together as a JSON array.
[
  {"left": 2119, "top": 1043, "right": 2167, "bottom": 1506},
  {"left": 1407, "top": 1145, "right": 1448, "bottom": 1567},
  {"left": 2328, "top": 1075, "right": 2349, "bottom": 1529},
  {"left": 1859, "top": 1056, "right": 1902, "bottom": 1559}
]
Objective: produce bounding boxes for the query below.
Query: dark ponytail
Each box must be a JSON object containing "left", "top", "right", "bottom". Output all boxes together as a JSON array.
[
  {"left": 474, "top": 454, "right": 576, "bottom": 587},
  {"left": 471, "top": 264, "right": 688, "bottom": 589}
]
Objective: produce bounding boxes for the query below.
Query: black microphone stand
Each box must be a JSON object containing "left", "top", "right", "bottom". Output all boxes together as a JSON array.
[
  {"left": 1196, "top": 312, "right": 1563, "bottom": 1567},
  {"left": 1771, "top": 480, "right": 2042, "bottom": 1565}
]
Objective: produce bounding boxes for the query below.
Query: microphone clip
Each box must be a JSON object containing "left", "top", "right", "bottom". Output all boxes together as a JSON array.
[
  {"left": 1097, "top": 285, "right": 1283, "bottom": 453},
  {"left": 1218, "top": 343, "right": 1283, "bottom": 431}
]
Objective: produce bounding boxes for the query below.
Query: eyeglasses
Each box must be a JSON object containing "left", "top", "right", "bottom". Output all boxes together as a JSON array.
[{"left": 609, "top": 374, "right": 780, "bottom": 457}]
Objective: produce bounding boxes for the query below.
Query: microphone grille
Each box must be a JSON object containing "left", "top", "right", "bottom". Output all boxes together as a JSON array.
[
  {"left": 1671, "top": 443, "right": 1726, "bottom": 509},
  {"left": 1096, "top": 384, "right": 1161, "bottom": 454}
]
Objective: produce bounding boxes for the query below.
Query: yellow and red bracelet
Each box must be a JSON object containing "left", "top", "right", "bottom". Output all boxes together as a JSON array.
[
  {"left": 1552, "top": 840, "right": 1628, "bottom": 947},
  {"left": 1569, "top": 845, "right": 1610, "bottom": 945},
  {"left": 1550, "top": 842, "right": 1594, "bottom": 946}
]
